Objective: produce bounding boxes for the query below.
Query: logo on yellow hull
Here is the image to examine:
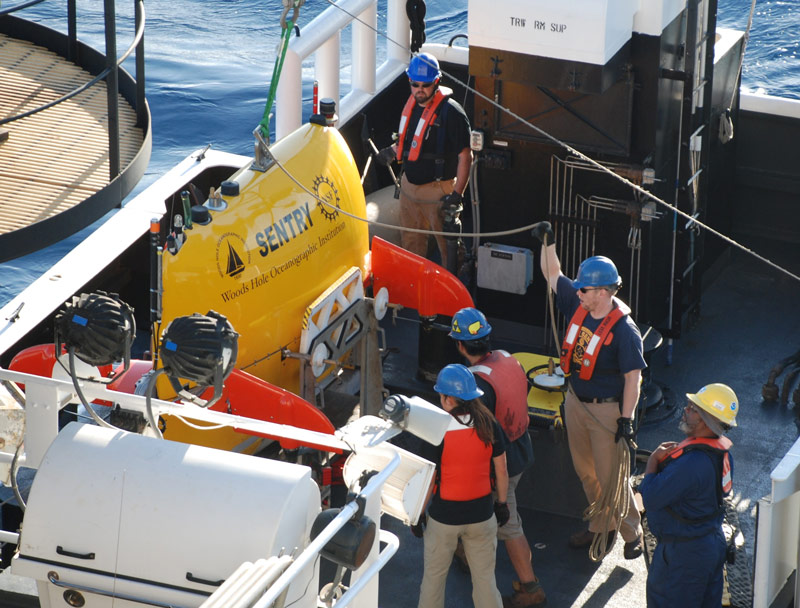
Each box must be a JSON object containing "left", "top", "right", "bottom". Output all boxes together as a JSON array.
[
  {"left": 314, "top": 175, "right": 340, "bottom": 222},
  {"left": 216, "top": 232, "right": 251, "bottom": 278}
]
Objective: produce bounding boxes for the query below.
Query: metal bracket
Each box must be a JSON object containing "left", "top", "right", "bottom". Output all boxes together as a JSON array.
[{"left": 251, "top": 126, "right": 276, "bottom": 172}]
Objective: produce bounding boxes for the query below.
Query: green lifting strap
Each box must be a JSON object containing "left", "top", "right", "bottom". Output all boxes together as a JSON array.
[{"left": 258, "top": 1, "right": 303, "bottom": 140}]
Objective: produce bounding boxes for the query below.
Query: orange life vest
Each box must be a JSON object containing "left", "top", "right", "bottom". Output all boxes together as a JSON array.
[
  {"left": 438, "top": 416, "right": 493, "bottom": 501},
  {"left": 470, "top": 351, "right": 528, "bottom": 441},
  {"left": 560, "top": 299, "right": 629, "bottom": 380},
  {"left": 396, "top": 87, "right": 451, "bottom": 163},
  {"left": 658, "top": 436, "right": 733, "bottom": 495}
]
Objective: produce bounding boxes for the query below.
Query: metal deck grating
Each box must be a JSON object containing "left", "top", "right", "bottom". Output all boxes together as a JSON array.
[{"left": 0, "top": 34, "right": 143, "bottom": 235}]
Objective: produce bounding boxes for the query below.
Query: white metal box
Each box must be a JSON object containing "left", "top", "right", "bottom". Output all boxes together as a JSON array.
[
  {"left": 468, "top": 0, "right": 639, "bottom": 65},
  {"left": 477, "top": 243, "right": 533, "bottom": 295},
  {"left": 13, "top": 423, "right": 320, "bottom": 607}
]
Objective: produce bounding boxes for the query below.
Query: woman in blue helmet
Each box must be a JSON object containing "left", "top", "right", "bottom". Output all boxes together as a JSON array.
[
  {"left": 376, "top": 52, "right": 472, "bottom": 269},
  {"left": 416, "top": 364, "right": 509, "bottom": 608}
]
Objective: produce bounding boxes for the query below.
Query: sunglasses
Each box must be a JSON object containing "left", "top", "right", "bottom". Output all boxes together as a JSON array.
[
  {"left": 579, "top": 286, "right": 604, "bottom": 294},
  {"left": 409, "top": 81, "right": 434, "bottom": 89}
]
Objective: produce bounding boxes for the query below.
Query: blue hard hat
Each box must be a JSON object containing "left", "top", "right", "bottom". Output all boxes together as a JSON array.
[
  {"left": 406, "top": 53, "right": 441, "bottom": 83},
  {"left": 449, "top": 307, "right": 492, "bottom": 341},
  {"left": 573, "top": 256, "right": 622, "bottom": 289},
  {"left": 434, "top": 364, "right": 484, "bottom": 400}
]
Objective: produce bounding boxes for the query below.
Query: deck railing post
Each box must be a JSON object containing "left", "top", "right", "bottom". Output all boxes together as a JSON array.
[
  {"left": 276, "top": 48, "right": 303, "bottom": 141},
  {"left": 134, "top": 0, "right": 146, "bottom": 128},
  {"left": 67, "top": 0, "right": 78, "bottom": 62},
  {"left": 352, "top": 3, "right": 377, "bottom": 96},
  {"left": 103, "top": 0, "right": 121, "bottom": 181},
  {"left": 387, "top": 0, "right": 410, "bottom": 64},
  {"left": 316, "top": 33, "right": 341, "bottom": 116}
]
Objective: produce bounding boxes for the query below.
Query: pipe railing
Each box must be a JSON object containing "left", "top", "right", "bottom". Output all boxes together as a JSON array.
[
  {"left": 0, "top": 0, "right": 147, "bottom": 180},
  {"left": 276, "top": 0, "right": 410, "bottom": 141}
]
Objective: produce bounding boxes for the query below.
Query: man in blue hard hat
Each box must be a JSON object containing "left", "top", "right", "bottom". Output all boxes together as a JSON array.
[
  {"left": 449, "top": 307, "right": 546, "bottom": 608},
  {"left": 531, "top": 221, "right": 646, "bottom": 560},
  {"left": 376, "top": 52, "right": 472, "bottom": 269}
]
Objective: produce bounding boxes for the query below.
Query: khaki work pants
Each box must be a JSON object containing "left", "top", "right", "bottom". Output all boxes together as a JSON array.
[
  {"left": 564, "top": 390, "right": 642, "bottom": 542},
  {"left": 418, "top": 514, "right": 502, "bottom": 608},
  {"left": 399, "top": 173, "right": 455, "bottom": 268}
]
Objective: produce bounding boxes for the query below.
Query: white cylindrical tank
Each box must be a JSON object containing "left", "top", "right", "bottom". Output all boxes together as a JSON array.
[{"left": 13, "top": 422, "right": 320, "bottom": 607}]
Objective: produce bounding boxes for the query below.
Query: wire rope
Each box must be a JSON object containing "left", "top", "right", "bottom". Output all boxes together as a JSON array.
[{"left": 308, "top": 0, "right": 800, "bottom": 285}]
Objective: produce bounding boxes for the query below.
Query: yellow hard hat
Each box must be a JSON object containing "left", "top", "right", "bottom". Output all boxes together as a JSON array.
[{"left": 686, "top": 383, "right": 739, "bottom": 427}]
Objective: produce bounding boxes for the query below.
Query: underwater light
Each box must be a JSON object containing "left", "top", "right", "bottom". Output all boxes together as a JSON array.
[
  {"left": 55, "top": 291, "right": 135, "bottom": 368},
  {"left": 158, "top": 310, "right": 239, "bottom": 405}
]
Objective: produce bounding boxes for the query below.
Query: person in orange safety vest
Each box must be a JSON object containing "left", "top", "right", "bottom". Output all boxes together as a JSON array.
[
  {"left": 416, "top": 364, "right": 509, "bottom": 608},
  {"left": 640, "top": 383, "right": 738, "bottom": 608},
  {"left": 375, "top": 52, "right": 472, "bottom": 269},
  {"left": 449, "top": 306, "right": 546, "bottom": 608},
  {"left": 531, "top": 221, "right": 646, "bottom": 560}
]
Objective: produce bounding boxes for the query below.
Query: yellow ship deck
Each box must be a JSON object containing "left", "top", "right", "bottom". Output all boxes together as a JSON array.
[{"left": 0, "top": 33, "right": 145, "bottom": 251}]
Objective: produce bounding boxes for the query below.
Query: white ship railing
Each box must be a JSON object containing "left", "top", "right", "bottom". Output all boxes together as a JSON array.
[
  {"left": 276, "top": 0, "right": 410, "bottom": 141},
  {"left": 754, "top": 435, "right": 800, "bottom": 607}
]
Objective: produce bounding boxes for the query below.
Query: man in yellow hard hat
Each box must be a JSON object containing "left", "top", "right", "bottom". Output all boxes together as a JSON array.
[{"left": 639, "top": 383, "right": 738, "bottom": 608}]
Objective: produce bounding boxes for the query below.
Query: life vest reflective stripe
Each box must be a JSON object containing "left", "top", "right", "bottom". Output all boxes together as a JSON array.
[
  {"left": 439, "top": 417, "right": 493, "bottom": 501},
  {"left": 658, "top": 436, "right": 733, "bottom": 495},
  {"left": 396, "top": 87, "right": 450, "bottom": 163},
  {"left": 469, "top": 351, "right": 528, "bottom": 441},
  {"left": 560, "top": 300, "right": 629, "bottom": 380}
]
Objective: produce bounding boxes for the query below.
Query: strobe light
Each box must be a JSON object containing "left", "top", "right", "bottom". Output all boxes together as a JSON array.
[
  {"left": 55, "top": 291, "right": 136, "bottom": 368},
  {"left": 159, "top": 310, "right": 238, "bottom": 407}
]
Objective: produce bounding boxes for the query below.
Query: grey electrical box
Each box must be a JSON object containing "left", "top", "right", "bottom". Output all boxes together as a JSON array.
[{"left": 477, "top": 243, "right": 534, "bottom": 294}]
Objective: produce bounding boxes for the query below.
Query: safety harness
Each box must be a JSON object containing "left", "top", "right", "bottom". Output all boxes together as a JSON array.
[
  {"left": 657, "top": 436, "right": 733, "bottom": 524},
  {"left": 560, "top": 299, "right": 629, "bottom": 380},
  {"left": 396, "top": 86, "right": 452, "bottom": 180}
]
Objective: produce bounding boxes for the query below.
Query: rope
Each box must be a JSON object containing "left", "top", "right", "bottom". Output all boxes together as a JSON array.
[
  {"left": 259, "top": 0, "right": 305, "bottom": 140},
  {"left": 586, "top": 435, "right": 630, "bottom": 562},
  {"left": 316, "top": 0, "right": 800, "bottom": 286},
  {"left": 267, "top": 147, "right": 545, "bottom": 239}
]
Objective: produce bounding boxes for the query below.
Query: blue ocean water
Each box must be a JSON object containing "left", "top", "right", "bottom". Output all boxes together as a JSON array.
[{"left": 0, "top": 0, "right": 797, "bottom": 308}]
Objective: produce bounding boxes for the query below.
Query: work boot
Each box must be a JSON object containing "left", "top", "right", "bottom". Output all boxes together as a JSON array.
[
  {"left": 453, "top": 540, "right": 470, "bottom": 574},
  {"left": 503, "top": 579, "right": 547, "bottom": 608},
  {"left": 624, "top": 534, "right": 644, "bottom": 559},
  {"left": 568, "top": 528, "right": 615, "bottom": 549}
]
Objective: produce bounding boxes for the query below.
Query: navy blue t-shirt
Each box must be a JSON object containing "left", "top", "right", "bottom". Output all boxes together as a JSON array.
[{"left": 555, "top": 275, "right": 646, "bottom": 399}]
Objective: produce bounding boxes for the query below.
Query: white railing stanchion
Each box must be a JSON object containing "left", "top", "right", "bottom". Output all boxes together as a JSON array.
[
  {"left": 317, "top": 32, "right": 342, "bottom": 113},
  {"left": 353, "top": 3, "right": 377, "bottom": 96},
  {"left": 387, "top": 0, "right": 410, "bottom": 64},
  {"left": 276, "top": 48, "right": 303, "bottom": 141}
]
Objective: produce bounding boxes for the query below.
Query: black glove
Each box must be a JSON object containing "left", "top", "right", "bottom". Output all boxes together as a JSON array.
[
  {"left": 376, "top": 146, "right": 396, "bottom": 167},
  {"left": 531, "top": 221, "right": 555, "bottom": 245},
  {"left": 615, "top": 417, "right": 636, "bottom": 448},
  {"left": 494, "top": 501, "right": 510, "bottom": 527},
  {"left": 410, "top": 512, "right": 427, "bottom": 538},
  {"left": 440, "top": 191, "right": 463, "bottom": 207}
]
